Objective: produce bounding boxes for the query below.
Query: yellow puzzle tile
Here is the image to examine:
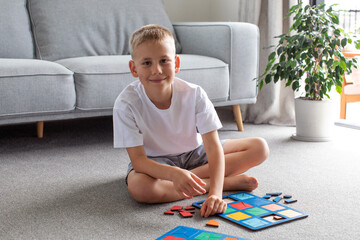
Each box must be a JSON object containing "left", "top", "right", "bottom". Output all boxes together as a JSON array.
[{"left": 226, "top": 211, "right": 251, "bottom": 221}]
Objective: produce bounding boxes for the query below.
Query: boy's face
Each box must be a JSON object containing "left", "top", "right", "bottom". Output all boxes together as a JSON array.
[{"left": 129, "top": 37, "right": 180, "bottom": 95}]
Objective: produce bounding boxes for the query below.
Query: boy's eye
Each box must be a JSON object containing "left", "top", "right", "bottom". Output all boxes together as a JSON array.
[
  {"left": 161, "top": 59, "right": 170, "bottom": 63},
  {"left": 142, "top": 61, "right": 151, "bottom": 66}
]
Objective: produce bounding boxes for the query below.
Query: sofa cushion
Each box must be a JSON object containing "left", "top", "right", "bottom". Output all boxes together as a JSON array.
[
  {"left": 56, "top": 56, "right": 134, "bottom": 110},
  {"left": 0, "top": 0, "right": 34, "bottom": 58},
  {"left": 0, "top": 59, "right": 75, "bottom": 116},
  {"left": 177, "top": 54, "right": 229, "bottom": 103},
  {"left": 56, "top": 54, "right": 228, "bottom": 111},
  {"left": 28, "top": 0, "right": 181, "bottom": 61}
]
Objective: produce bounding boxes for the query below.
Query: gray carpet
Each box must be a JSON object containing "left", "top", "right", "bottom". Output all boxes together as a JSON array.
[{"left": 1, "top": 107, "right": 359, "bottom": 240}]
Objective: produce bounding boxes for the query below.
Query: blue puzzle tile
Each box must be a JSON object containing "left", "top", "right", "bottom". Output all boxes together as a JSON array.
[
  {"left": 231, "top": 192, "right": 254, "bottom": 200},
  {"left": 242, "top": 218, "right": 269, "bottom": 229}
]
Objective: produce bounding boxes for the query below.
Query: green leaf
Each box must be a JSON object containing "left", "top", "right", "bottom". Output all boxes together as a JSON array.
[
  {"left": 336, "top": 85, "right": 342, "bottom": 94},
  {"left": 341, "top": 38, "right": 347, "bottom": 48},
  {"left": 259, "top": 80, "right": 264, "bottom": 90},
  {"left": 268, "top": 51, "right": 276, "bottom": 61}
]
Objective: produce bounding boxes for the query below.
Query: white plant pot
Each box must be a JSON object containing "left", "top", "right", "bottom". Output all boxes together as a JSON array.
[{"left": 291, "top": 98, "right": 335, "bottom": 142}]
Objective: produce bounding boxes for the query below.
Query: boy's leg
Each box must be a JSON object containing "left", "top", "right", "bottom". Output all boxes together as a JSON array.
[
  {"left": 127, "top": 170, "right": 186, "bottom": 203},
  {"left": 191, "top": 137, "right": 269, "bottom": 191}
]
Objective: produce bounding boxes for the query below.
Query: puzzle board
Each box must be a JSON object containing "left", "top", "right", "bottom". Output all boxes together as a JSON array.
[
  {"left": 192, "top": 192, "right": 308, "bottom": 231},
  {"left": 156, "top": 226, "right": 248, "bottom": 240}
]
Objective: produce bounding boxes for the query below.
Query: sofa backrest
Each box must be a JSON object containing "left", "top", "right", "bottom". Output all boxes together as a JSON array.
[
  {"left": 28, "top": 0, "right": 181, "bottom": 61},
  {"left": 0, "top": 0, "right": 34, "bottom": 59}
]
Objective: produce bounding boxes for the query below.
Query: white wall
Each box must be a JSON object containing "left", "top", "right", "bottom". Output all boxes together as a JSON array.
[{"left": 163, "top": 0, "right": 239, "bottom": 22}]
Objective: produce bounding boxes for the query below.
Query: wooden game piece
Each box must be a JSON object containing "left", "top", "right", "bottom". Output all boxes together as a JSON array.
[
  {"left": 171, "top": 205, "right": 183, "bottom": 211},
  {"left": 206, "top": 220, "right": 219, "bottom": 227},
  {"left": 185, "top": 206, "right": 195, "bottom": 210},
  {"left": 267, "top": 192, "right": 282, "bottom": 196},
  {"left": 283, "top": 194, "right": 292, "bottom": 198},
  {"left": 273, "top": 215, "right": 284, "bottom": 220},
  {"left": 273, "top": 196, "right": 282, "bottom": 202},
  {"left": 164, "top": 210, "right": 175, "bottom": 215},
  {"left": 179, "top": 211, "right": 193, "bottom": 218},
  {"left": 263, "top": 195, "right": 271, "bottom": 199},
  {"left": 285, "top": 199, "right": 297, "bottom": 204}
]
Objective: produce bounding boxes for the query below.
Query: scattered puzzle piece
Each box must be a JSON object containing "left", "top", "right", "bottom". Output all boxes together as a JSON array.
[
  {"left": 179, "top": 211, "right": 193, "bottom": 218},
  {"left": 185, "top": 206, "right": 195, "bottom": 210},
  {"left": 263, "top": 195, "right": 271, "bottom": 199},
  {"left": 273, "top": 196, "right": 282, "bottom": 202},
  {"left": 285, "top": 199, "right": 297, "bottom": 204},
  {"left": 164, "top": 210, "right": 174, "bottom": 215},
  {"left": 283, "top": 194, "right": 292, "bottom": 198},
  {"left": 267, "top": 192, "right": 282, "bottom": 196},
  {"left": 273, "top": 215, "right": 284, "bottom": 220},
  {"left": 206, "top": 220, "right": 219, "bottom": 227},
  {"left": 171, "top": 205, "right": 183, "bottom": 211}
]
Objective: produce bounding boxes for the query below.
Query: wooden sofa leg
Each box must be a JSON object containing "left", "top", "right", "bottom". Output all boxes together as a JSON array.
[
  {"left": 232, "top": 105, "right": 244, "bottom": 131},
  {"left": 36, "top": 121, "right": 44, "bottom": 138}
]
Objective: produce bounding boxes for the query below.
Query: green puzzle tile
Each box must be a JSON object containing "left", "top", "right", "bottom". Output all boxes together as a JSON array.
[
  {"left": 195, "top": 232, "right": 222, "bottom": 240},
  {"left": 244, "top": 207, "right": 269, "bottom": 216},
  {"left": 223, "top": 207, "right": 237, "bottom": 214}
]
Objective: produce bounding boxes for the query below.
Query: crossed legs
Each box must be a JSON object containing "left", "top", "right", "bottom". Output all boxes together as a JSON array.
[{"left": 127, "top": 137, "right": 269, "bottom": 203}]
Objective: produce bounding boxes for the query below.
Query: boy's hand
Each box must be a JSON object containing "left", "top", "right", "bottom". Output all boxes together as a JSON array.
[
  {"left": 171, "top": 168, "right": 206, "bottom": 199},
  {"left": 200, "top": 195, "right": 227, "bottom": 217}
]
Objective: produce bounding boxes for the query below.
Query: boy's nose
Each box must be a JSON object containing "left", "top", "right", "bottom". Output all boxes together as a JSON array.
[{"left": 152, "top": 64, "right": 162, "bottom": 74}]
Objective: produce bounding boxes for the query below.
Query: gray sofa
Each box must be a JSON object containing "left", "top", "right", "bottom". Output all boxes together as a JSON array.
[{"left": 0, "top": 0, "right": 259, "bottom": 138}]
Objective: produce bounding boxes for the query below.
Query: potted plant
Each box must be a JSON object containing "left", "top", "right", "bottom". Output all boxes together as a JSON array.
[{"left": 257, "top": 2, "right": 360, "bottom": 141}]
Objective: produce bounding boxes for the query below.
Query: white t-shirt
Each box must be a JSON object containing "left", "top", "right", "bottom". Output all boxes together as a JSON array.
[{"left": 113, "top": 77, "right": 222, "bottom": 156}]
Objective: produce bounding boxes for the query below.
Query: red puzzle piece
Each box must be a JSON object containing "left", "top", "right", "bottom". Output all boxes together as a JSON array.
[
  {"left": 179, "top": 211, "right": 193, "bottom": 218},
  {"left": 171, "top": 205, "right": 183, "bottom": 211}
]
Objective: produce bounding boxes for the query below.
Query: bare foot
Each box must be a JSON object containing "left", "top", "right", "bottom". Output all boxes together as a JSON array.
[{"left": 223, "top": 174, "right": 258, "bottom": 192}]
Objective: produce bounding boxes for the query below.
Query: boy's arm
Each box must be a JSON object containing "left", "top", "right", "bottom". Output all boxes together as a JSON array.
[
  {"left": 200, "top": 130, "right": 227, "bottom": 217},
  {"left": 126, "top": 145, "right": 206, "bottom": 199}
]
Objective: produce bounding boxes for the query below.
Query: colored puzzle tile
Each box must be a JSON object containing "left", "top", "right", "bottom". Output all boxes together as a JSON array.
[
  {"left": 284, "top": 199, "right": 297, "bottom": 204},
  {"left": 273, "top": 196, "right": 282, "bottom": 203},
  {"left": 262, "top": 195, "right": 271, "bottom": 199},
  {"left": 262, "top": 214, "right": 285, "bottom": 223},
  {"left": 246, "top": 197, "right": 270, "bottom": 206},
  {"left": 278, "top": 209, "right": 302, "bottom": 218},
  {"left": 171, "top": 226, "right": 199, "bottom": 238},
  {"left": 224, "top": 238, "right": 243, "bottom": 240},
  {"left": 261, "top": 203, "right": 285, "bottom": 211},
  {"left": 223, "top": 207, "right": 237, "bottom": 214},
  {"left": 244, "top": 207, "right": 269, "bottom": 216},
  {"left": 230, "top": 192, "right": 254, "bottom": 200},
  {"left": 266, "top": 192, "right": 282, "bottom": 196},
  {"left": 242, "top": 218, "right": 269, "bottom": 228},
  {"left": 185, "top": 206, "right": 195, "bottom": 210},
  {"left": 164, "top": 210, "right": 175, "bottom": 215},
  {"left": 229, "top": 202, "right": 252, "bottom": 210},
  {"left": 206, "top": 220, "right": 219, "bottom": 227},
  {"left": 180, "top": 211, "right": 193, "bottom": 218},
  {"left": 283, "top": 194, "right": 292, "bottom": 198},
  {"left": 171, "top": 205, "right": 183, "bottom": 211},
  {"left": 195, "top": 232, "right": 222, "bottom": 240},
  {"left": 226, "top": 211, "right": 251, "bottom": 221},
  {"left": 162, "top": 236, "right": 186, "bottom": 240}
]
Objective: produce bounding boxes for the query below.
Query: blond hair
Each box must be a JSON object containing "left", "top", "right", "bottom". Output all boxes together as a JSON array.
[{"left": 130, "top": 24, "right": 175, "bottom": 58}]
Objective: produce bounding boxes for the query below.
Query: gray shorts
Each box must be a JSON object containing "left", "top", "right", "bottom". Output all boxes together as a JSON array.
[{"left": 125, "top": 139, "right": 228, "bottom": 184}]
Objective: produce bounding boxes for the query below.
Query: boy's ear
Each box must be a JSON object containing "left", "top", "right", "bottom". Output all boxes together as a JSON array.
[
  {"left": 129, "top": 60, "right": 138, "bottom": 77},
  {"left": 175, "top": 55, "right": 180, "bottom": 74}
]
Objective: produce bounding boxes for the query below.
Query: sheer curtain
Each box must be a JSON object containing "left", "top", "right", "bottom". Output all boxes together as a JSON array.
[{"left": 239, "top": 0, "right": 298, "bottom": 125}]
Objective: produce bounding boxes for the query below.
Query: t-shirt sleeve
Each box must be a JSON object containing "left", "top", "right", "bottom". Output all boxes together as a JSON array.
[
  {"left": 113, "top": 101, "right": 143, "bottom": 149},
  {"left": 195, "top": 87, "right": 223, "bottom": 134}
]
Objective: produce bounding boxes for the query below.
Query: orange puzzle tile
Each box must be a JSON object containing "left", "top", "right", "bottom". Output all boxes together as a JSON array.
[{"left": 206, "top": 220, "right": 219, "bottom": 227}]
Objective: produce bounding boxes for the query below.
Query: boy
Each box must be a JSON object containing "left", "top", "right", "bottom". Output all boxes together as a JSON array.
[{"left": 113, "top": 24, "right": 269, "bottom": 217}]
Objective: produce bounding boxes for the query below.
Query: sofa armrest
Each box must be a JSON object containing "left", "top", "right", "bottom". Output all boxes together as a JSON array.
[{"left": 173, "top": 22, "right": 259, "bottom": 104}]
